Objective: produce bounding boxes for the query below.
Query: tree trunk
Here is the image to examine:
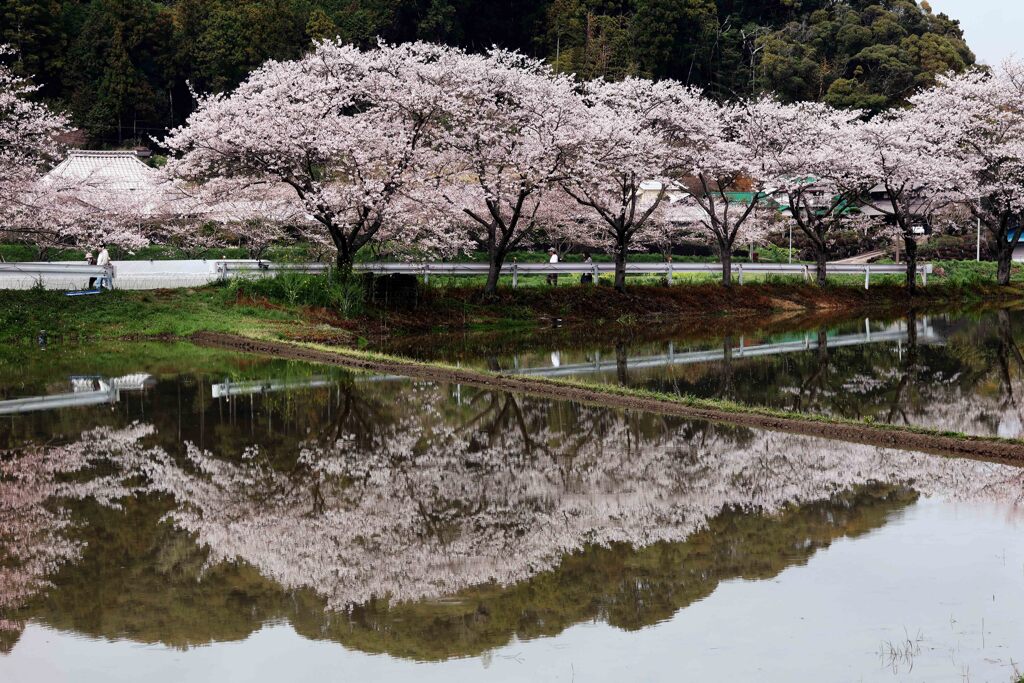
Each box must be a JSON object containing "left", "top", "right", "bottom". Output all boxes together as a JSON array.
[
  {"left": 484, "top": 247, "right": 505, "bottom": 295},
  {"left": 721, "top": 249, "right": 732, "bottom": 287},
  {"left": 903, "top": 236, "right": 918, "bottom": 294},
  {"left": 335, "top": 244, "right": 354, "bottom": 282},
  {"left": 613, "top": 243, "right": 627, "bottom": 293},
  {"left": 997, "top": 243, "right": 1014, "bottom": 285},
  {"left": 815, "top": 248, "right": 827, "bottom": 286}
]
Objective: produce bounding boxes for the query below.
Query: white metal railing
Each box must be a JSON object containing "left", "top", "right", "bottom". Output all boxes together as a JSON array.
[
  {"left": 0, "top": 259, "right": 933, "bottom": 290},
  {"left": 352, "top": 260, "right": 932, "bottom": 289}
]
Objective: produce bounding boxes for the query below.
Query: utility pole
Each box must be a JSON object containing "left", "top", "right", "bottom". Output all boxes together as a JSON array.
[
  {"left": 976, "top": 216, "right": 981, "bottom": 261},
  {"left": 788, "top": 223, "right": 793, "bottom": 264}
]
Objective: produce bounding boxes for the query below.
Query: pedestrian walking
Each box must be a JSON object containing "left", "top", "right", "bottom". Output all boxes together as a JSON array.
[{"left": 547, "top": 248, "right": 559, "bottom": 286}]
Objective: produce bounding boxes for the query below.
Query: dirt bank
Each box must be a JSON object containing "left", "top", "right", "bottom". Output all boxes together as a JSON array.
[
  {"left": 193, "top": 331, "right": 1024, "bottom": 465},
  {"left": 284, "top": 280, "right": 1024, "bottom": 351}
]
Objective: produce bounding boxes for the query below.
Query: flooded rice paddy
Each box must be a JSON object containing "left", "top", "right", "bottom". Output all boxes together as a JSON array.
[
  {"left": 388, "top": 308, "right": 1024, "bottom": 439},
  {"left": 1, "top": 313, "right": 1023, "bottom": 682}
]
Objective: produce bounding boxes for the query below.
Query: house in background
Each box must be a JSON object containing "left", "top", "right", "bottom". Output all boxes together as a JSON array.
[{"left": 39, "top": 149, "right": 171, "bottom": 218}]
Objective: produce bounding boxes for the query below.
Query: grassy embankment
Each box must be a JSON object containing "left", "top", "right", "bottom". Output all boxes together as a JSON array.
[
  {"left": 3, "top": 272, "right": 1024, "bottom": 458},
  {"left": 1, "top": 269, "right": 1021, "bottom": 344}
]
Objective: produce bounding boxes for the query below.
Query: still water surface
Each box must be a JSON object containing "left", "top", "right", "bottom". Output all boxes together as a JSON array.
[
  {"left": 389, "top": 308, "right": 1024, "bottom": 439},
  {"left": 0, "top": 344, "right": 1022, "bottom": 681}
]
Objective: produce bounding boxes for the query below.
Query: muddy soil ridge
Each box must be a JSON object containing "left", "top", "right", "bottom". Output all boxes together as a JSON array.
[{"left": 193, "top": 332, "right": 1024, "bottom": 465}]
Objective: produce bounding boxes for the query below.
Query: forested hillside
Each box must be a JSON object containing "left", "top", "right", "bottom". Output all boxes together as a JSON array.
[{"left": 1, "top": 0, "right": 974, "bottom": 146}]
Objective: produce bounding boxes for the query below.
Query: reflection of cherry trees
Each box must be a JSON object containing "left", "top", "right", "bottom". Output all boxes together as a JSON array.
[
  {"left": 0, "top": 423, "right": 152, "bottom": 633},
  {"left": 2, "top": 383, "right": 1023, "bottom": 657},
  {"left": 128, "top": 387, "right": 1024, "bottom": 610}
]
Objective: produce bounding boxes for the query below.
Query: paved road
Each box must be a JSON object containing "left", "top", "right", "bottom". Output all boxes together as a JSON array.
[{"left": 831, "top": 249, "right": 887, "bottom": 265}]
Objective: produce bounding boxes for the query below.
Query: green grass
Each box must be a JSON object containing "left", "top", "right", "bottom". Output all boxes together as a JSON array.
[
  {"left": 222, "top": 271, "right": 365, "bottom": 316},
  {"left": 2, "top": 264, "right": 1020, "bottom": 348},
  {"left": 0, "top": 285, "right": 305, "bottom": 342}
]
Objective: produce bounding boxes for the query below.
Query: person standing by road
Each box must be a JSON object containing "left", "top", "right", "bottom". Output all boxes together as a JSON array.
[
  {"left": 581, "top": 252, "right": 594, "bottom": 285},
  {"left": 547, "top": 248, "right": 559, "bottom": 286},
  {"left": 85, "top": 248, "right": 98, "bottom": 289},
  {"left": 96, "top": 244, "right": 112, "bottom": 289}
]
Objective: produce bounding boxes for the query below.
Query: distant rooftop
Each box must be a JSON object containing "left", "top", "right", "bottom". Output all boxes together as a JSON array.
[{"left": 43, "top": 149, "right": 160, "bottom": 193}]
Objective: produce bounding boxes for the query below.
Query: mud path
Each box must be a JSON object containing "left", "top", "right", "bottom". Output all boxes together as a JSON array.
[{"left": 193, "top": 332, "right": 1024, "bottom": 465}]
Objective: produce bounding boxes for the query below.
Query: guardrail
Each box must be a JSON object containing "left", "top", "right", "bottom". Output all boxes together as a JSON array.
[
  {"left": 222, "top": 260, "right": 933, "bottom": 289},
  {"left": 0, "top": 259, "right": 933, "bottom": 290}
]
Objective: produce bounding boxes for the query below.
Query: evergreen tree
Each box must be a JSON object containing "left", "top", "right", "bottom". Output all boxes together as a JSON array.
[{"left": 11, "top": 0, "right": 977, "bottom": 145}]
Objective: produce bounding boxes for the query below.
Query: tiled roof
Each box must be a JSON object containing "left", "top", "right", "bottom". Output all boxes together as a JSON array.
[
  {"left": 44, "top": 150, "right": 160, "bottom": 193},
  {"left": 38, "top": 149, "right": 173, "bottom": 216}
]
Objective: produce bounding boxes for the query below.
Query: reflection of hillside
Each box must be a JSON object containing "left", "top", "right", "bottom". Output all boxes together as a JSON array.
[
  {"left": 20, "top": 485, "right": 913, "bottom": 661},
  {"left": 304, "top": 486, "right": 915, "bottom": 661}
]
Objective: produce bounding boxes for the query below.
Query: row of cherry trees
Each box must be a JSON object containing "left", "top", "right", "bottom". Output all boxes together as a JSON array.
[
  {"left": 162, "top": 41, "right": 1024, "bottom": 292},
  {"left": 5, "top": 41, "right": 1024, "bottom": 291}
]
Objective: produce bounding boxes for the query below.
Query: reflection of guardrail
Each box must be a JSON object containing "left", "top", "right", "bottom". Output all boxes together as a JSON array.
[
  {"left": 354, "top": 319, "right": 941, "bottom": 383},
  {"left": 0, "top": 373, "right": 154, "bottom": 415},
  {"left": 504, "top": 319, "right": 941, "bottom": 379},
  {"left": 0, "top": 259, "right": 933, "bottom": 290},
  {"left": 211, "top": 377, "right": 334, "bottom": 398}
]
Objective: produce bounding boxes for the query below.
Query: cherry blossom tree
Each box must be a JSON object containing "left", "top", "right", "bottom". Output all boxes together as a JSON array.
[
  {"left": 661, "top": 92, "right": 786, "bottom": 286},
  {"left": 164, "top": 41, "right": 460, "bottom": 275},
  {"left": 0, "top": 46, "right": 68, "bottom": 227},
  {"left": 430, "top": 50, "right": 583, "bottom": 294},
  {"left": 559, "top": 78, "right": 675, "bottom": 292},
  {"left": 165, "top": 177, "right": 311, "bottom": 259},
  {"left": 751, "top": 99, "right": 868, "bottom": 285},
  {"left": 2, "top": 190, "right": 149, "bottom": 259},
  {"left": 851, "top": 107, "right": 967, "bottom": 292},
  {"left": 908, "top": 63, "right": 1024, "bottom": 285}
]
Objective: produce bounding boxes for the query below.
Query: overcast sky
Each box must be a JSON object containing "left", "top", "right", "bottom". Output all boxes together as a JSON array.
[{"left": 926, "top": 0, "right": 1020, "bottom": 65}]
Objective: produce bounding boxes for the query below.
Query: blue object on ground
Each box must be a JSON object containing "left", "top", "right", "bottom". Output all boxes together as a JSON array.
[{"left": 64, "top": 289, "right": 104, "bottom": 297}]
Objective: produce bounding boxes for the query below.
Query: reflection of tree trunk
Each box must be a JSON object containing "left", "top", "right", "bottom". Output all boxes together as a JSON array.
[
  {"left": 719, "top": 336, "right": 734, "bottom": 399},
  {"left": 793, "top": 328, "right": 830, "bottom": 412},
  {"left": 464, "top": 392, "right": 538, "bottom": 452},
  {"left": 995, "top": 309, "right": 1024, "bottom": 414},
  {"left": 615, "top": 342, "right": 628, "bottom": 386},
  {"left": 886, "top": 312, "right": 917, "bottom": 424},
  {"left": 330, "top": 385, "right": 377, "bottom": 444}
]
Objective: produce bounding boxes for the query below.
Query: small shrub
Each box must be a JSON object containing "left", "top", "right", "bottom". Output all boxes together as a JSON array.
[
  {"left": 223, "top": 271, "right": 366, "bottom": 317},
  {"left": 932, "top": 260, "right": 1003, "bottom": 286}
]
